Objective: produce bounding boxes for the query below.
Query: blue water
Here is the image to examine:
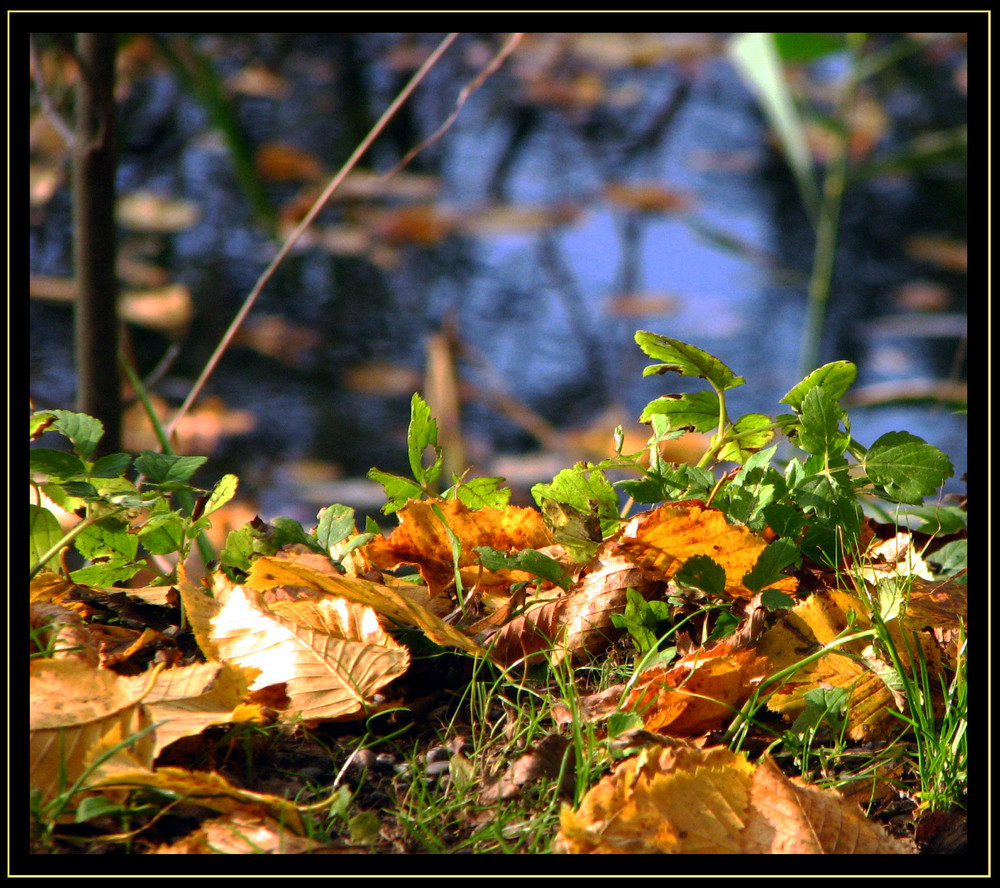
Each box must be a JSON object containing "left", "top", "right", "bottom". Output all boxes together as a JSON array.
[{"left": 29, "top": 34, "right": 967, "bottom": 524}]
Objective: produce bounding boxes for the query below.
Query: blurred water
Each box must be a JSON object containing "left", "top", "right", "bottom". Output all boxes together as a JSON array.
[{"left": 29, "top": 34, "right": 967, "bottom": 524}]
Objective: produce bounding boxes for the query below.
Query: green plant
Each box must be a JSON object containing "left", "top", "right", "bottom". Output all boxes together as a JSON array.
[
  {"left": 29, "top": 408, "right": 238, "bottom": 584},
  {"left": 29, "top": 328, "right": 966, "bottom": 855}
]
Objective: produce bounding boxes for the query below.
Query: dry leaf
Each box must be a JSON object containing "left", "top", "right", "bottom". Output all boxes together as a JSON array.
[
  {"left": 210, "top": 584, "right": 409, "bottom": 722},
  {"left": 151, "top": 809, "right": 322, "bottom": 854},
  {"left": 90, "top": 765, "right": 306, "bottom": 835},
  {"left": 29, "top": 659, "right": 159, "bottom": 806},
  {"left": 624, "top": 639, "right": 768, "bottom": 737},
  {"left": 245, "top": 556, "right": 484, "bottom": 656},
  {"left": 618, "top": 502, "right": 798, "bottom": 599},
  {"left": 743, "top": 757, "right": 914, "bottom": 853},
  {"left": 363, "top": 498, "right": 553, "bottom": 599},
  {"left": 756, "top": 588, "right": 944, "bottom": 741},
  {"left": 555, "top": 741, "right": 913, "bottom": 853}
]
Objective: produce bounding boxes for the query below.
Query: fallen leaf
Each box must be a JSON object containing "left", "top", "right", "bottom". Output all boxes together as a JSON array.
[
  {"left": 210, "top": 584, "right": 409, "bottom": 722},
  {"left": 756, "top": 588, "right": 944, "bottom": 741},
  {"left": 618, "top": 502, "right": 798, "bottom": 599},
  {"left": 554, "top": 740, "right": 914, "bottom": 853},
  {"left": 623, "top": 638, "right": 768, "bottom": 736},
  {"left": 244, "top": 555, "right": 484, "bottom": 656},
  {"left": 90, "top": 765, "right": 306, "bottom": 835},
  {"left": 151, "top": 809, "right": 321, "bottom": 854},
  {"left": 363, "top": 498, "right": 553, "bottom": 599}
]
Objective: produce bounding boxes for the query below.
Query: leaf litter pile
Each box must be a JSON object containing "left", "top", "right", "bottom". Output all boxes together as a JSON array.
[{"left": 29, "top": 334, "right": 968, "bottom": 855}]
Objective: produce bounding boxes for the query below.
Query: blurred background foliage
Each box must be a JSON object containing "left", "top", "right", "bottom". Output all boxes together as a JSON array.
[{"left": 29, "top": 32, "right": 968, "bottom": 530}]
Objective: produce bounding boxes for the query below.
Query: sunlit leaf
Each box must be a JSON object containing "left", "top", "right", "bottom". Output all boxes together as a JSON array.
[
  {"left": 634, "top": 332, "right": 744, "bottom": 392},
  {"left": 863, "top": 431, "right": 954, "bottom": 504}
]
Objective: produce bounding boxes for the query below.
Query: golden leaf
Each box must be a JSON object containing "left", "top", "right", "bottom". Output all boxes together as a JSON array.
[
  {"left": 210, "top": 584, "right": 409, "bottom": 722},
  {"left": 245, "top": 556, "right": 484, "bottom": 656},
  {"left": 555, "top": 740, "right": 914, "bottom": 854},
  {"left": 618, "top": 502, "right": 797, "bottom": 599},
  {"left": 363, "top": 498, "right": 553, "bottom": 599}
]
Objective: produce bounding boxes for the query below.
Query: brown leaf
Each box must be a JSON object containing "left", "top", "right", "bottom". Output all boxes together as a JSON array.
[
  {"left": 624, "top": 641, "right": 768, "bottom": 737},
  {"left": 210, "top": 584, "right": 409, "bottom": 722},
  {"left": 556, "top": 548, "right": 663, "bottom": 664},
  {"left": 363, "top": 498, "right": 553, "bottom": 599},
  {"left": 480, "top": 733, "right": 572, "bottom": 803},
  {"left": 244, "top": 556, "right": 484, "bottom": 656},
  {"left": 743, "top": 757, "right": 914, "bottom": 853},
  {"left": 486, "top": 597, "right": 567, "bottom": 669},
  {"left": 618, "top": 502, "right": 798, "bottom": 599},
  {"left": 151, "top": 809, "right": 322, "bottom": 854},
  {"left": 554, "top": 741, "right": 914, "bottom": 853}
]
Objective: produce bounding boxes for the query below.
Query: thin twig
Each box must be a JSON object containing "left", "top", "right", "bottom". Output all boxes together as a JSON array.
[
  {"left": 381, "top": 33, "right": 523, "bottom": 181},
  {"left": 165, "top": 32, "right": 461, "bottom": 440}
]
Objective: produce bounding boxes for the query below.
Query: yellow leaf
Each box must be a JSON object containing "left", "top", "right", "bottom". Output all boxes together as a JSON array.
[
  {"left": 618, "top": 502, "right": 797, "bottom": 598},
  {"left": 210, "top": 584, "right": 409, "bottom": 722},
  {"left": 555, "top": 740, "right": 914, "bottom": 854},
  {"left": 245, "top": 556, "right": 484, "bottom": 656},
  {"left": 363, "top": 498, "right": 554, "bottom": 599}
]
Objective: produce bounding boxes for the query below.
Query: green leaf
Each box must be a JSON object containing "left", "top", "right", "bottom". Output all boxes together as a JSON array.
[
  {"left": 780, "top": 361, "right": 858, "bottom": 413},
  {"left": 367, "top": 469, "right": 423, "bottom": 515},
  {"left": 138, "top": 513, "right": 187, "bottom": 556},
  {"left": 29, "top": 448, "right": 86, "bottom": 481},
  {"left": 531, "top": 464, "right": 619, "bottom": 534},
  {"left": 639, "top": 390, "right": 720, "bottom": 432},
  {"left": 721, "top": 448, "right": 783, "bottom": 528},
  {"left": 134, "top": 452, "right": 207, "bottom": 485},
  {"left": 61, "top": 480, "right": 101, "bottom": 500},
  {"left": 474, "top": 546, "right": 572, "bottom": 590},
  {"left": 742, "top": 538, "right": 799, "bottom": 592},
  {"left": 71, "top": 558, "right": 145, "bottom": 586},
  {"left": 267, "top": 517, "right": 324, "bottom": 551},
  {"left": 89, "top": 452, "right": 133, "bottom": 479},
  {"left": 905, "top": 504, "right": 967, "bottom": 536},
  {"left": 316, "top": 504, "right": 358, "bottom": 554},
  {"left": 407, "top": 393, "right": 442, "bottom": 488},
  {"left": 610, "top": 587, "right": 672, "bottom": 654},
  {"left": 634, "top": 331, "right": 744, "bottom": 392},
  {"left": 926, "top": 540, "right": 967, "bottom": 577},
  {"left": 762, "top": 503, "right": 806, "bottom": 540},
  {"left": 29, "top": 504, "right": 63, "bottom": 571},
  {"left": 789, "top": 686, "right": 848, "bottom": 736},
  {"left": 761, "top": 588, "right": 795, "bottom": 611},
  {"left": 452, "top": 476, "right": 511, "bottom": 510},
  {"left": 221, "top": 525, "right": 255, "bottom": 572},
  {"left": 43, "top": 409, "right": 105, "bottom": 460},
  {"left": 202, "top": 473, "right": 239, "bottom": 518},
  {"left": 863, "top": 432, "right": 954, "bottom": 504},
  {"left": 675, "top": 555, "right": 726, "bottom": 596},
  {"left": 796, "top": 387, "right": 850, "bottom": 461},
  {"left": 30, "top": 410, "right": 57, "bottom": 440},
  {"left": 75, "top": 518, "right": 138, "bottom": 562},
  {"left": 716, "top": 413, "right": 776, "bottom": 464}
]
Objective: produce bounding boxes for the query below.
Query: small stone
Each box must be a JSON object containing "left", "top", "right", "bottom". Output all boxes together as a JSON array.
[
  {"left": 426, "top": 746, "right": 451, "bottom": 764},
  {"left": 348, "top": 748, "right": 376, "bottom": 774},
  {"left": 426, "top": 759, "right": 451, "bottom": 779}
]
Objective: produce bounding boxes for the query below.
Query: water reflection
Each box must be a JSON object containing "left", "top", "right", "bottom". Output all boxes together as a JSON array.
[{"left": 29, "top": 33, "right": 967, "bottom": 525}]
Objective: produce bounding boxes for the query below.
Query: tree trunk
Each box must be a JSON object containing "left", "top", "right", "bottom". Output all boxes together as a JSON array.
[{"left": 73, "top": 32, "right": 120, "bottom": 455}]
